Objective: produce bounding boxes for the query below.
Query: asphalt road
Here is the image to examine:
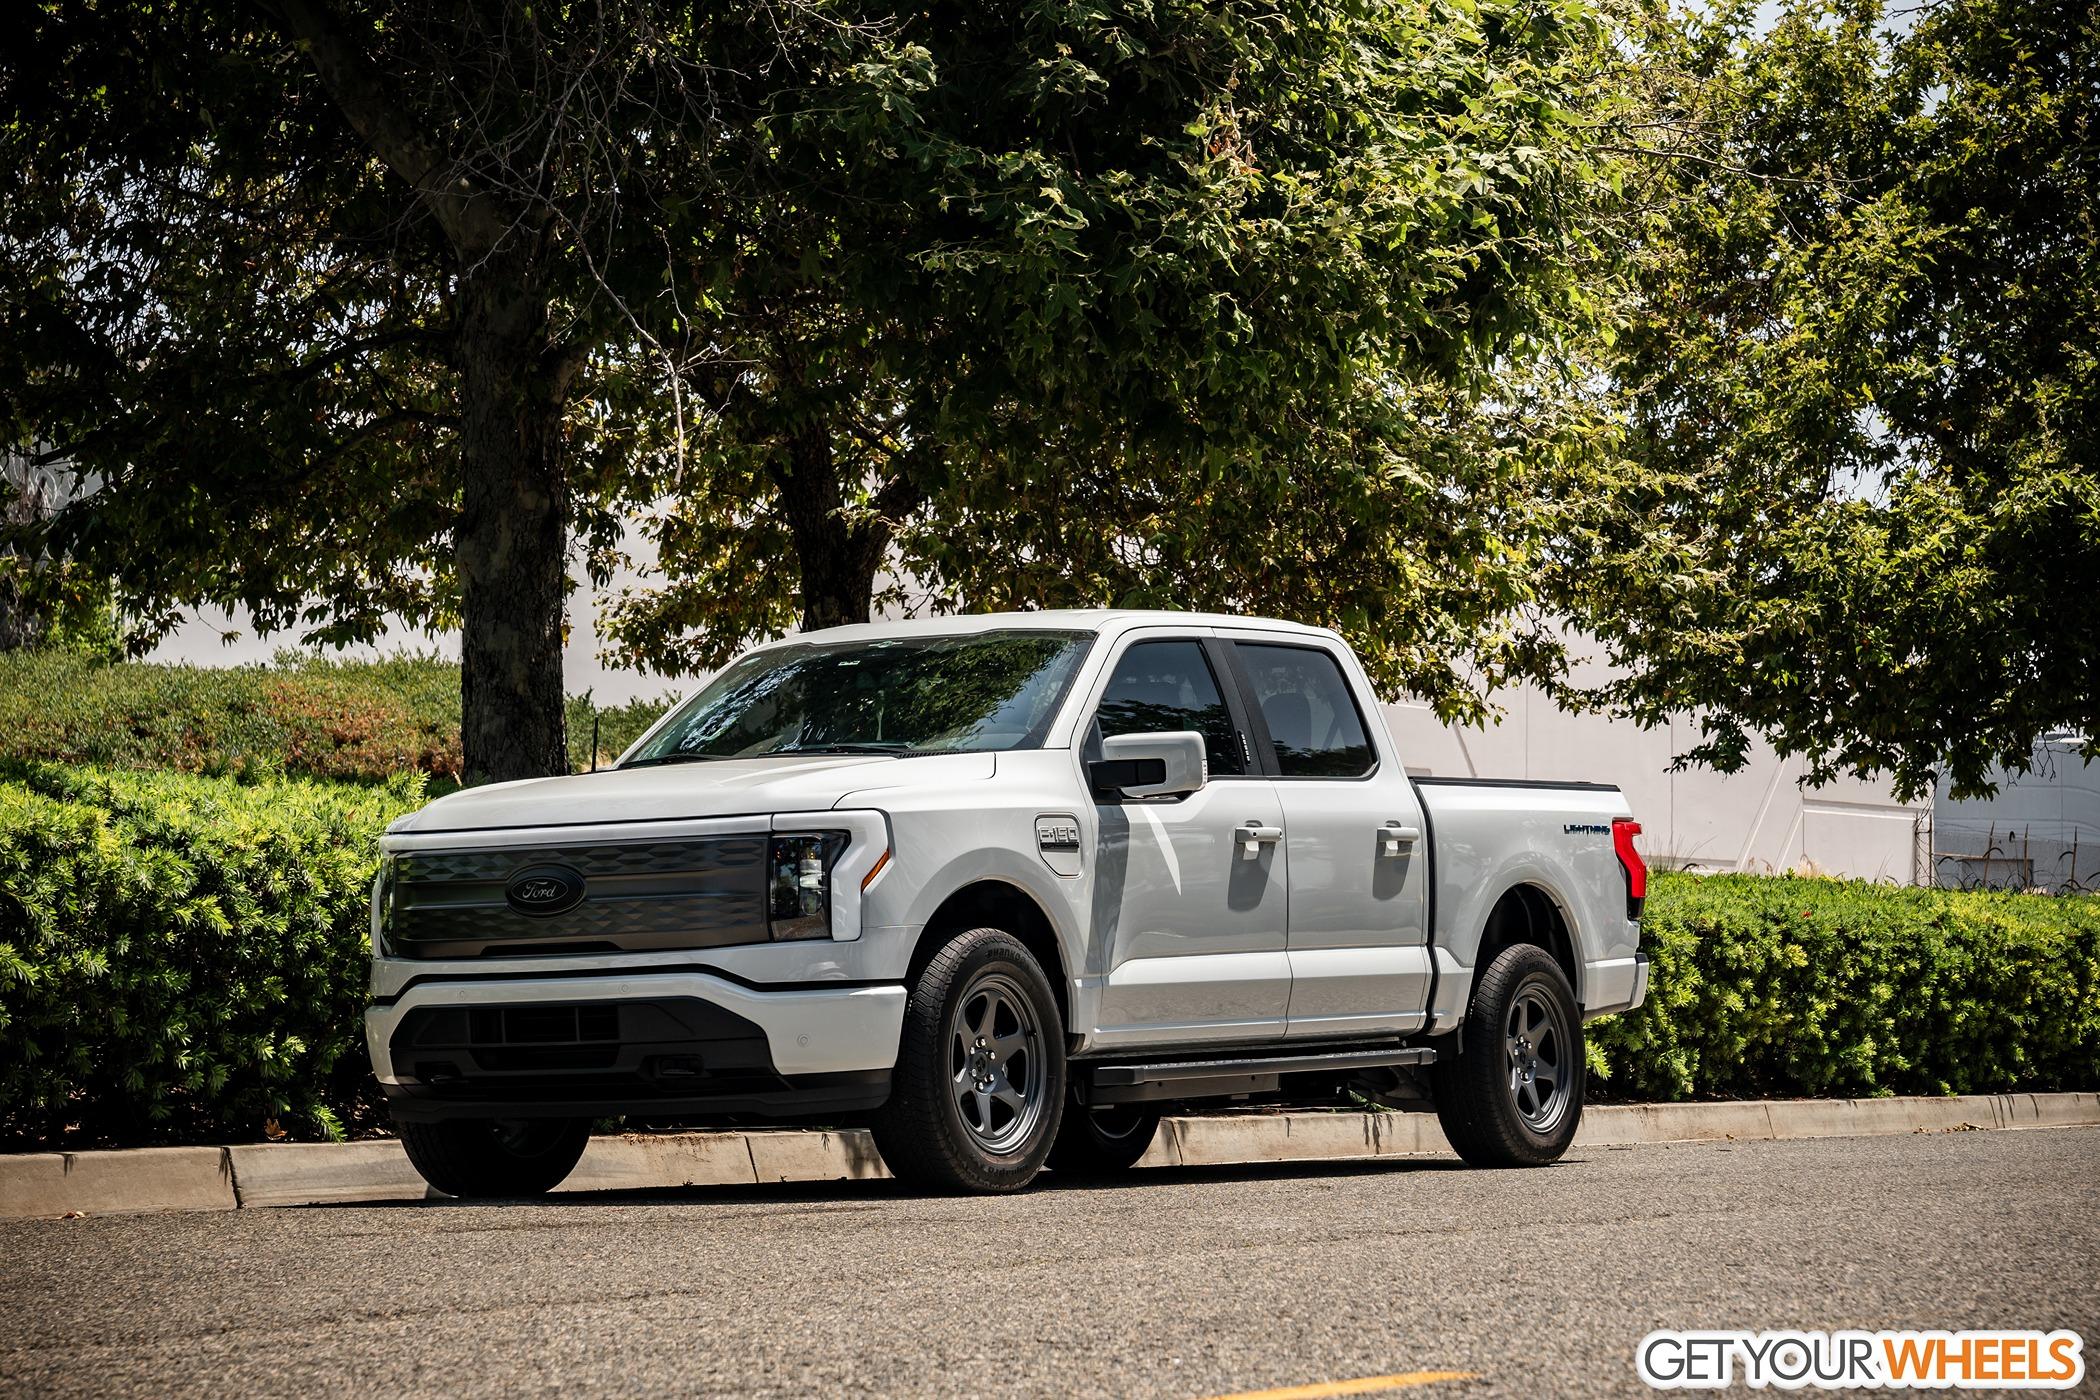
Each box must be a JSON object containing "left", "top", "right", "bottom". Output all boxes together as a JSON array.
[{"left": 3, "top": 1127, "right": 2096, "bottom": 1399}]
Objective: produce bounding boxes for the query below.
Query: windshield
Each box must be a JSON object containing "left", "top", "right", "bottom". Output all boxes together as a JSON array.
[{"left": 624, "top": 629, "right": 1095, "bottom": 764}]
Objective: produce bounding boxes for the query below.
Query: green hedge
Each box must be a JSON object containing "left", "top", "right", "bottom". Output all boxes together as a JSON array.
[
  {"left": 1590, "top": 872, "right": 2100, "bottom": 1100},
  {"left": 2, "top": 767, "right": 2094, "bottom": 1149},
  {"left": 0, "top": 650, "right": 676, "bottom": 788},
  {"left": 0, "top": 763, "right": 420, "bottom": 1147}
]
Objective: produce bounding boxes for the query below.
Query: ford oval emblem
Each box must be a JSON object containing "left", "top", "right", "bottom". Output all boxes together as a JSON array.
[{"left": 505, "top": 863, "right": 586, "bottom": 917}]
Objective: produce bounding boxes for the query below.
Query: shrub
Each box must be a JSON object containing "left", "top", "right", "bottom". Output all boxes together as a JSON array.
[
  {"left": 0, "top": 649, "right": 466, "bottom": 787},
  {"left": 0, "top": 650, "right": 681, "bottom": 789},
  {"left": 565, "top": 690, "right": 678, "bottom": 772},
  {"left": 1589, "top": 872, "right": 2100, "bottom": 1101},
  {"left": 0, "top": 763, "right": 421, "bottom": 1148}
]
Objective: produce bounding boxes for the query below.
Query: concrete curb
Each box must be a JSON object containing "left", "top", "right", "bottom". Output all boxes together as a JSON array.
[
  {"left": 0, "top": 1147, "right": 237, "bottom": 1218},
  {"left": 228, "top": 1141, "right": 429, "bottom": 1208},
  {"left": 5, "top": 1091, "right": 2095, "bottom": 1219}
]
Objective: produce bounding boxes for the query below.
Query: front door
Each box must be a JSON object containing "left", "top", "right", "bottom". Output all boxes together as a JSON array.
[
  {"left": 1228, "top": 638, "right": 1434, "bottom": 1038},
  {"left": 1084, "top": 636, "right": 1292, "bottom": 1047}
]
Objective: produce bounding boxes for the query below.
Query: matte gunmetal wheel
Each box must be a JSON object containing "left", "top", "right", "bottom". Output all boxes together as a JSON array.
[
  {"left": 1505, "top": 984, "right": 1574, "bottom": 1134},
  {"left": 872, "top": 927, "right": 1066, "bottom": 1192},
  {"left": 1433, "top": 942, "right": 1585, "bottom": 1167},
  {"left": 948, "top": 969, "right": 1050, "bottom": 1154}
]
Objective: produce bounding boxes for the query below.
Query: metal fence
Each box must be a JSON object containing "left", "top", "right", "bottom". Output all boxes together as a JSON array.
[{"left": 1916, "top": 816, "right": 2100, "bottom": 894}]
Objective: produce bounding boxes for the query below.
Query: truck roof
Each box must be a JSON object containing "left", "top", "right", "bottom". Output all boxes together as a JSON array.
[{"left": 750, "top": 608, "right": 1338, "bottom": 648}]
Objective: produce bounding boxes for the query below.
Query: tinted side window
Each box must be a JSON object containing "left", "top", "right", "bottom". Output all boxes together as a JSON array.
[
  {"left": 1236, "top": 643, "right": 1374, "bottom": 777},
  {"left": 1094, "top": 640, "right": 1248, "bottom": 777}
]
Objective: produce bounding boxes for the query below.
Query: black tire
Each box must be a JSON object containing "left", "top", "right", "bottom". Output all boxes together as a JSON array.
[
  {"left": 871, "top": 927, "right": 1066, "bottom": 1192},
  {"left": 1433, "top": 943, "right": 1584, "bottom": 1167},
  {"left": 1048, "top": 1100, "right": 1161, "bottom": 1177},
  {"left": 398, "top": 1117, "right": 592, "bottom": 1199}
]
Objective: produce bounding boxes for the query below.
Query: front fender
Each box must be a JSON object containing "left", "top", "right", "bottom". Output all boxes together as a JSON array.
[{"left": 861, "top": 804, "right": 1089, "bottom": 994}]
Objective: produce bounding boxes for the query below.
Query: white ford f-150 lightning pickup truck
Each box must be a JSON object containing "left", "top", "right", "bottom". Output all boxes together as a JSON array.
[{"left": 368, "top": 610, "right": 1650, "bottom": 1195}]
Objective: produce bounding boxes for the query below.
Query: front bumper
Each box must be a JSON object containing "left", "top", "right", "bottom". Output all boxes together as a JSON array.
[{"left": 366, "top": 971, "right": 906, "bottom": 1123}]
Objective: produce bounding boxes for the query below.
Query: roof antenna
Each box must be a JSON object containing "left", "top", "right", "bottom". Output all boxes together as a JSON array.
[{"left": 591, "top": 709, "right": 601, "bottom": 773}]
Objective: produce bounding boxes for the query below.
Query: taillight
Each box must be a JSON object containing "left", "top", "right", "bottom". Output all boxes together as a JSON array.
[{"left": 1613, "top": 817, "right": 1646, "bottom": 920}]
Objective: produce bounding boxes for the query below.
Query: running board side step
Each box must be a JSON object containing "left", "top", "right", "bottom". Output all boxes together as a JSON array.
[{"left": 1078, "top": 1045, "right": 1437, "bottom": 1105}]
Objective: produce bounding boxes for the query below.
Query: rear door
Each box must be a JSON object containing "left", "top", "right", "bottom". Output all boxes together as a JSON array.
[
  {"left": 1083, "top": 634, "right": 1292, "bottom": 1047},
  {"left": 1221, "top": 635, "right": 1434, "bottom": 1038}
]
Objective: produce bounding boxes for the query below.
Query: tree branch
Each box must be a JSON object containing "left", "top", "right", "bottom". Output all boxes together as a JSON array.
[
  {"left": 303, "top": 407, "right": 460, "bottom": 476},
  {"left": 255, "top": 324, "right": 450, "bottom": 388},
  {"left": 271, "top": 0, "right": 516, "bottom": 254}
]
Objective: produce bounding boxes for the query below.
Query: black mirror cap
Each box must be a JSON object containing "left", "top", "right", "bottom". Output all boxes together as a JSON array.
[{"left": 1087, "top": 756, "right": 1167, "bottom": 798}]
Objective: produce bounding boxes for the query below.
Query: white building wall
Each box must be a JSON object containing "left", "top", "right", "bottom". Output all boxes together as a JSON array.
[
  {"left": 1929, "top": 733, "right": 2099, "bottom": 891},
  {"left": 1381, "top": 687, "right": 1926, "bottom": 883},
  {"left": 1935, "top": 734, "right": 2100, "bottom": 839},
  {"left": 145, "top": 551, "right": 681, "bottom": 706}
]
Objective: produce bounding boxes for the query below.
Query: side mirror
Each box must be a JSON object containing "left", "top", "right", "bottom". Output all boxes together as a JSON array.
[{"left": 1088, "top": 731, "right": 1208, "bottom": 801}]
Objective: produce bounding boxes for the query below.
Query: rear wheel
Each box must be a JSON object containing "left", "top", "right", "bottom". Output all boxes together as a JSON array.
[
  {"left": 871, "top": 927, "right": 1066, "bottom": 1192},
  {"left": 1433, "top": 943, "right": 1583, "bottom": 1167},
  {"left": 397, "top": 1117, "right": 592, "bottom": 1199},
  {"left": 1048, "top": 1100, "right": 1161, "bottom": 1176}
]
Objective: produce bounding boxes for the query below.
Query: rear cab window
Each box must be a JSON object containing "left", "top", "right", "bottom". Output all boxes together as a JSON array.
[{"left": 1234, "top": 642, "right": 1375, "bottom": 778}]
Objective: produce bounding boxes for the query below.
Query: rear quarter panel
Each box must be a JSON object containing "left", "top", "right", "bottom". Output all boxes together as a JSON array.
[{"left": 1415, "top": 781, "right": 1640, "bottom": 1025}]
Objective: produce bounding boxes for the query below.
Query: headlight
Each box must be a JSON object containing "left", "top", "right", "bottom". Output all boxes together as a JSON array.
[
  {"left": 371, "top": 852, "right": 397, "bottom": 954},
  {"left": 767, "top": 832, "right": 848, "bottom": 941}
]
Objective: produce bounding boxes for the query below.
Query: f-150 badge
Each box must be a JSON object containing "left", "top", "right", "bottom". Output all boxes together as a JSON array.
[{"left": 1035, "top": 815, "right": 1083, "bottom": 877}]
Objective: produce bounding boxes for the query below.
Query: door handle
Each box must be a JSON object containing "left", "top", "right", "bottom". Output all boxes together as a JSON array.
[
  {"left": 1379, "top": 822, "right": 1422, "bottom": 857},
  {"left": 1238, "top": 822, "right": 1284, "bottom": 860}
]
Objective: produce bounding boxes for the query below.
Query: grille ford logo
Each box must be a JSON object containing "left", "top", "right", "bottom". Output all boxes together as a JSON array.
[{"left": 505, "top": 863, "right": 586, "bottom": 917}]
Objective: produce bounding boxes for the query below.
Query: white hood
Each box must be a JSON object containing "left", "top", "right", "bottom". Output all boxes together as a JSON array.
[{"left": 388, "top": 752, "right": 997, "bottom": 833}]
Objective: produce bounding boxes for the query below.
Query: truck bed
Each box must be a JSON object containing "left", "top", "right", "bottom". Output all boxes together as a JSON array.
[{"left": 1411, "top": 776, "right": 1645, "bottom": 1020}]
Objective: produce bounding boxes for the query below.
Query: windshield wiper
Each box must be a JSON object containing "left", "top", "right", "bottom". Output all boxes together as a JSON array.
[
  {"left": 620, "top": 752, "right": 724, "bottom": 769},
  {"left": 772, "top": 743, "right": 915, "bottom": 756}
]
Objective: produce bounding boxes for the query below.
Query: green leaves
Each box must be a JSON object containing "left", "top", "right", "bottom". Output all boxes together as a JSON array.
[
  {"left": 608, "top": 0, "right": 1629, "bottom": 717},
  {"left": 0, "top": 763, "right": 422, "bottom": 1148},
  {"left": 1590, "top": 872, "right": 2100, "bottom": 1101},
  {"left": 1553, "top": 0, "right": 2100, "bottom": 800},
  {"left": 0, "top": 650, "right": 674, "bottom": 786}
]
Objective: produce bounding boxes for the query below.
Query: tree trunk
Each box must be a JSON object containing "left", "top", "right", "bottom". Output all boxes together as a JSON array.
[
  {"left": 273, "top": 1, "right": 574, "bottom": 785},
  {"left": 774, "top": 428, "right": 888, "bottom": 634},
  {"left": 456, "top": 253, "right": 572, "bottom": 785},
  {"left": 0, "top": 572, "right": 47, "bottom": 652}
]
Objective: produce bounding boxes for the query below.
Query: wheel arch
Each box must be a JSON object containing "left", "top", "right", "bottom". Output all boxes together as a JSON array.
[
  {"left": 1472, "top": 880, "right": 1582, "bottom": 1005},
  {"left": 911, "top": 878, "right": 1071, "bottom": 1028}
]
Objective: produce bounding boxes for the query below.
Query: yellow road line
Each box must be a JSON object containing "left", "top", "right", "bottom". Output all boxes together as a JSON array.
[{"left": 1201, "top": 1370, "right": 1482, "bottom": 1400}]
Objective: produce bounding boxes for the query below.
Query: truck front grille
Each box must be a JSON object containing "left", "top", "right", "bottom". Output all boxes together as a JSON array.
[{"left": 381, "top": 836, "right": 768, "bottom": 958}]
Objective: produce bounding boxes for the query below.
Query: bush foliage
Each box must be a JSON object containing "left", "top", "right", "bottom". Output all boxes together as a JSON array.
[
  {"left": 0, "top": 650, "right": 676, "bottom": 789},
  {"left": 0, "top": 763, "right": 420, "bottom": 1147},
  {"left": 2, "top": 772, "right": 2093, "bottom": 1149},
  {"left": 1590, "top": 873, "right": 2100, "bottom": 1101}
]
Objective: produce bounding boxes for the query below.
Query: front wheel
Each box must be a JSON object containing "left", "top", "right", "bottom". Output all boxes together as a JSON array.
[
  {"left": 1048, "top": 1101, "right": 1161, "bottom": 1177},
  {"left": 1432, "top": 943, "right": 1584, "bottom": 1167},
  {"left": 397, "top": 1117, "right": 592, "bottom": 1199},
  {"left": 871, "top": 927, "right": 1066, "bottom": 1192}
]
